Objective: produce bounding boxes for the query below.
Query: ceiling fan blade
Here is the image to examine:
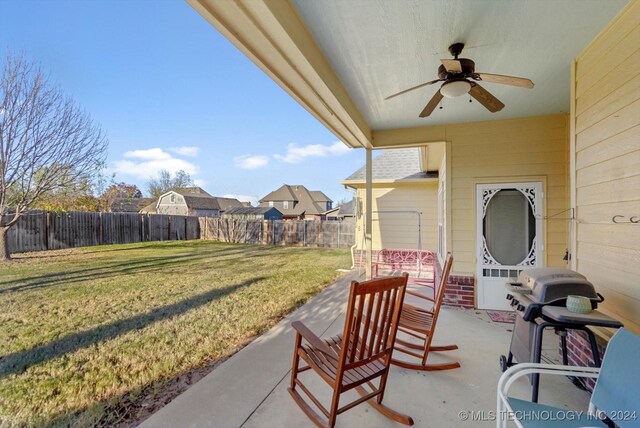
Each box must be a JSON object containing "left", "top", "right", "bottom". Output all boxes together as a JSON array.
[
  {"left": 469, "top": 83, "right": 505, "bottom": 113},
  {"left": 476, "top": 73, "right": 534, "bottom": 88},
  {"left": 385, "top": 79, "right": 442, "bottom": 100},
  {"left": 419, "top": 91, "right": 444, "bottom": 118},
  {"left": 441, "top": 59, "right": 462, "bottom": 73}
]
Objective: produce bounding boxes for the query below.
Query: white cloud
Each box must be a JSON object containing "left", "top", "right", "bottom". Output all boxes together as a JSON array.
[
  {"left": 124, "top": 148, "right": 172, "bottom": 161},
  {"left": 112, "top": 147, "right": 199, "bottom": 179},
  {"left": 233, "top": 154, "right": 269, "bottom": 169},
  {"left": 170, "top": 146, "right": 200, "bottom": 157},
  {"left": 223, "top": 194, "right": 258, "bottom": 206},
  {"left": 275, "top": 141, "right": 351, "bottom": 163}
]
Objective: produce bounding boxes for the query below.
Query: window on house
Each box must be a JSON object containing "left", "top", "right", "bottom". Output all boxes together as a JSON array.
[
  {"left": 269, "top": 201, "right": 274, "bottom": 207},
  {"left": 170, "top": 194, "right": 175, "bottom": 203},
  {"left": 327, "top": 202, "right": 332, "bottom": 210},
  {"left": 283, "top": 201, "right": 289, "bottom": 209}
]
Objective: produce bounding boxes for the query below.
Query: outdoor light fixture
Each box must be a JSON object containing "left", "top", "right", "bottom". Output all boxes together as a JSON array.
[{"left": 439, "top": 80, "right": 472, "bottom": 98}]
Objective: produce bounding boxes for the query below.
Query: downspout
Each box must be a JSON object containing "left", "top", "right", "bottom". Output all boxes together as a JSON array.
[{"left": 344, "top": 186, "right": 358, "bottom": 270}]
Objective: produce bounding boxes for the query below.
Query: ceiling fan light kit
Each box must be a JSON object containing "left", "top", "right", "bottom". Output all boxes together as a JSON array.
[
  {"left": 440, "top": 80, "right": 471, "bottom": 98},
  {"left": 385, "top": 42, "right": 534, "bottom": 118}
]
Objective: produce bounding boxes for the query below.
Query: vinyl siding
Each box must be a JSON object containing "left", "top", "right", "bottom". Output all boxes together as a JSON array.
[
  {"left": 353, "top": 182, "right": 438, "bottom": 251},
  {"left": 157, "top": 193, "right": 189, "bottom": 216},
  {"left": 446, "top": 115, "right": 570, "bottom": 275},
  {"left": 573, "top": 0, "right": 640, "bottom": 333}
]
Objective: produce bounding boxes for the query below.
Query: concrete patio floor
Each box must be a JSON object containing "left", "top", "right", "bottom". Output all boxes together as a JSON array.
[{"left": 140, "top": 272, "right": 592, "bottom": 428}]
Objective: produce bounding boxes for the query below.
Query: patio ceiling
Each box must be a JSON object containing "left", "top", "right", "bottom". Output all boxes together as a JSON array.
[{"left": 188, "top": 0, "right": 627, "bottom": 148}]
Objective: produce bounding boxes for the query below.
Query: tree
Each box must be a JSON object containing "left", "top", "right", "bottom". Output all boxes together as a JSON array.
[
  {"left": 0, "top": 53, "right": 108, "bottom": 260},
  {"left": 146, "top": 169, "right": 194, "bottom": 198},
  {"left": 99, "top": 182, "right": 142, "bottom": 211}
]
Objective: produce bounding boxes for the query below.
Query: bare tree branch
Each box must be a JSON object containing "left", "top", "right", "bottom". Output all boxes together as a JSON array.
[{"left": 0, "top": 52, "right": 108, "bottom": 259}]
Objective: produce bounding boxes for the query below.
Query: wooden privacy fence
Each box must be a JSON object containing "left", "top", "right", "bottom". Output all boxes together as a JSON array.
[
  {"left": 199, "top": 218, "right": 355, "bottom": 248},
  {"left": 4, "top": 211, "right": 200, "bottom": 253}
]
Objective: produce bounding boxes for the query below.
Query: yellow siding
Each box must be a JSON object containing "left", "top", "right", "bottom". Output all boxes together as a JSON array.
[
  {"left": 445, "top": 115, "right": 570, "bottom": 274},
  {"left": 573, "top": 0, "right": 640, "bottom": 333},
  {"left": 353, "top": 183, "right": 438, "bottom": 251}
]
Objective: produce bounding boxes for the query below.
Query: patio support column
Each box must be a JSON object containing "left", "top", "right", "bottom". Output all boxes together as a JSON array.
[{"left": 365, "top": 148, "right": 373, "bottom": 279}]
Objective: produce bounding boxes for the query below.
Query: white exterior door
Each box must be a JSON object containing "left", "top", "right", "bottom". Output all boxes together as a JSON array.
[{"left": 476, "top": 183, "right": 543, "bottom": 310}]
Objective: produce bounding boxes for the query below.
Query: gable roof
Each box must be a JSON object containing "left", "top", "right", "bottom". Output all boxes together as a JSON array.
[
  {"left": 173, "top": 187, "right": 212, "bottom": 196},
  {"left": 259, "top": 184, "right": 332, "bottom": 216},
  {"left": 182, "top": 194, "right": 220, "bottom": 211},
  {"left": 343, "top": 148, "right": 438, "bottom": 182},
  {"left": 259, "top": 185, "right": 298, "bottom": 202},
  {"left": 215, "top": 197, "right": 245, "bottom": 211},
  {"left": 310, "top": 191, "right": 331, "bottom": 202}
]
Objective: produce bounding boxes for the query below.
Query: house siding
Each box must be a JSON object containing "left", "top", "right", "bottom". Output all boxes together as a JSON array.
[
  {"left": 572, "top": 0, "right": 640, "bottom": 333},
  {"left": 446, "top": 114, "right": 570, "bottom": 276},
  {"left": 353, "top": 182, "right": 438, "bottom": 251},
  {"left": 157, "top": 194, "right": 189, "bottom": 216}
]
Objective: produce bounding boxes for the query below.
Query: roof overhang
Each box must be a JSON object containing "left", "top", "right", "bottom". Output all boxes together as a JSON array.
[
  {"left": 187, "top": 0, "right": 372, "bottom": 149},
  {"left": 341, "top": 178, "right": 439, "bottom": 189}
]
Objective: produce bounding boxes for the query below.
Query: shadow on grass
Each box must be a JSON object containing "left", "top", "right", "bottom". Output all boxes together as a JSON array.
[
  {"left": 0, "top": 246, "right": 268, "bottom": 294},
  {"left": 0, "top": 276, "right": 265, "bottom": 378}
]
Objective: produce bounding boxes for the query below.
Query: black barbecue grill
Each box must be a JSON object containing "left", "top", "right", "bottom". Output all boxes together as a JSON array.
[{"left": 499, "top": 268, "right": 623, "bottom": 402}]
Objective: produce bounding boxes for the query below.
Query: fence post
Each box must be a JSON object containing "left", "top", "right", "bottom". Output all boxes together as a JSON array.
[
  {"left": 45, "top": 211, "right": 51, "bottom": 250},
  {"left": 338, "top": 221, "right": 341, "bottom": 248}
]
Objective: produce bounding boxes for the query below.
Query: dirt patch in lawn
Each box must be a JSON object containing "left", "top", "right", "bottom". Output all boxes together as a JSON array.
[{"left": 101, "top": 337, "right": 255, "bottom": 428}]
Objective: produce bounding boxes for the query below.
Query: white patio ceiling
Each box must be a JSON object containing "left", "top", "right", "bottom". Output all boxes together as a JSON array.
[
  {"left": 292, "top": 0, "right": 628, "bottom": 130},
  {"left": 188, "top": 0, "right": 628, "bottom": 148}
]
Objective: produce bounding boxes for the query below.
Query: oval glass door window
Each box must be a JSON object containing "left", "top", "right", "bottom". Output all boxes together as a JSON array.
[{"left": 483, "top": 189, "right": 535, "bottom": 266}]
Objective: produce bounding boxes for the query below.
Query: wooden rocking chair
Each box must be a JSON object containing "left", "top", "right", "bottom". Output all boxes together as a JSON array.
[
  {"left": 288, "top": 273, "right": 413, "bottom": 428},
  {"left": 391, "top": 253, "right": 460, "bottom": 371}
]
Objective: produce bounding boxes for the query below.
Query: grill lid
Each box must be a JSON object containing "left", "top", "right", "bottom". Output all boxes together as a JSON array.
[{"left": 518, "top": 268, "right": 600, "bottom": 304}]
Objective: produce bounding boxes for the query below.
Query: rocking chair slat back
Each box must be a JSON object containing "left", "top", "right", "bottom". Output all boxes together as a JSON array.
[
  {"left": 341, "top": 275, "right": 408, "bottom": 370},
  {"left": 289, "top": 273, "right": 414, "bottom": 427}
]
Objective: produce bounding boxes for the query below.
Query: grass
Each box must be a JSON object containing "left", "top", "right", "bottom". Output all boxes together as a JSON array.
[{"left": 0, "top": 240, "right": 350, "bottom": 427}]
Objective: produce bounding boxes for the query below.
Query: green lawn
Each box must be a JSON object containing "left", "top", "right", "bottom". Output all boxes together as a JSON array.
[{"left": 0, "top": 241, "right": 350, "bottom": 427}]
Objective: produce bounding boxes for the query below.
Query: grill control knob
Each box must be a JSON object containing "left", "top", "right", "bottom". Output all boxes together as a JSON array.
[
  {"left": 506, "top": 293, "right": 513, "bottom": 301},
  {"left": 511, "top": 299, "right": 519, "bottom": 307},
  {"left": 517, "top": 304, "right": 525, "bottom": 312}
]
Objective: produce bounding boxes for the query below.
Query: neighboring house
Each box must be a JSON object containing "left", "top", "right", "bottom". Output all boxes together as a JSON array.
[
  {"left": 223, "top": 206, "right": 283, "bottom": 220},
  {"left": 325, "top": 199, "right": 355, "bottom": 221},
  {"left": 109, "top": 197, "right": 156, "bottom": 213},
  {"left": 258, "top": 184, "right": 333, "bottom": 220},
  {"left": 309, "top": 191, "right": 333, "bottom": 212},
  {"left": 190, "top": 0, "right": 639, "bottom": 338},
  {"left": 156, "top": 187, "right": 244, "bottom": 217},
  {"left": 342, "top": 148, "right": 439, "bottom": 250}
]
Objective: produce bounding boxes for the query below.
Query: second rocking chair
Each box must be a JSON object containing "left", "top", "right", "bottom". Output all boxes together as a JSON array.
[{"left": 391, "top": 253, "right": 460, "bottom": 371}]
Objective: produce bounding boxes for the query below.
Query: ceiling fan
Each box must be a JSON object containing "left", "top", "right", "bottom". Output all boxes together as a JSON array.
[{"left": 385, "top": 43, "right": 534, "bottom": 118}]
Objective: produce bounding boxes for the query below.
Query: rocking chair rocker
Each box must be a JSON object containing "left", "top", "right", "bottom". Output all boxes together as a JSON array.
[
  {"left": 288, "top": 273, "right": 413, "bottom": 427},
  {"left": 391, "top": 253, "right": 461, "bottom": 371}
]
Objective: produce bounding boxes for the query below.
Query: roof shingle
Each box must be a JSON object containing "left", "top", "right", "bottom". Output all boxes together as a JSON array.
[{"left": 344, "top": 148, "right": 437, "bottom": 181}]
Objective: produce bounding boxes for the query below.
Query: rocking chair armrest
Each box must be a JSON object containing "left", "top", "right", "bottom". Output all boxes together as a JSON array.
[{"left": 291, "top": 321, "right": 337, "bottom": 359}]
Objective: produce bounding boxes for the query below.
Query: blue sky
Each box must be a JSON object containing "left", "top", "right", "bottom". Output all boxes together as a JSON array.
[{"left": 0, "top": 0, "right": 365, "bottom": 205}]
